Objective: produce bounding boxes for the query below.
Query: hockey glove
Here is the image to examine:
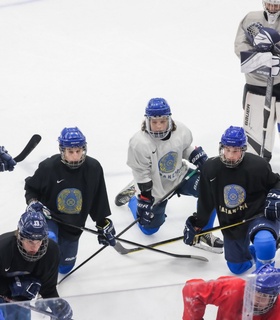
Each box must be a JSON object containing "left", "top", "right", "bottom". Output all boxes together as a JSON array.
[
  {"left": 9, "top": 275, "right": 41, "bottom": 300},
  {"left": 189, "top": 146, "right": 208, "bottom": 170},
  {"left": 136, "top": 195, "right": 155, "bottom": 226},
  {"left": 264, "top": 189, "right": 280, "bottom": 221},
  {"left": 35, "top": 298, "right": 73, "bottom": 320},
  {"left": 27, "top": 200, "right": 52, "bottom": 219},
  {"left": 96, "top": 218, "right": 116, "bottom": 246},
  {"left": 0, "top": 146, "right": 16, "bottom": 172},
  {"left": 183, "top": 215, "right": 201, "bottom": 246},
  {"left": 247, "top": 22, "right": 280, "bottom": 52}
]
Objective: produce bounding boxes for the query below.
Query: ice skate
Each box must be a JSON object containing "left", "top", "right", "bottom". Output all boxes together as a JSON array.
[
  {"left": 194, "top": 233, "right": 224, "bottom": 254},
  {"left": 115, "top": 181, "right": 136, "bottom": 206}
]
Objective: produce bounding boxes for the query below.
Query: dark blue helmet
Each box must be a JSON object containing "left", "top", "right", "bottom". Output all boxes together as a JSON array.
[
  {"left": 17, "top": 210, "right": 49, "bottom": 262},
  {"left": 58, "top": 127, "right": 87, "bottom": 169}
]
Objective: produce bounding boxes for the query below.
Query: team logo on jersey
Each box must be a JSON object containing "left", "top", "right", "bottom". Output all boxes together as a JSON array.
[
  {"left": 224, "top": 184, "right": 246, "bottom": 209},
  {"left": 158, "top": 152, "right": 177, "bottom": 174},
  {"left": 57, "top": 188, "right": 82, "bottom": 214}
]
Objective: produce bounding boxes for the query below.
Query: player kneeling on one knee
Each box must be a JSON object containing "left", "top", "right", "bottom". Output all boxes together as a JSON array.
[{"left": 183, "top": 126, "right": 280, "bottom": 274}]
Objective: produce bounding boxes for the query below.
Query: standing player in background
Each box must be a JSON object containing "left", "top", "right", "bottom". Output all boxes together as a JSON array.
[
  {"left": 182, "top": 264, "right": 280, "bottom": 320},
  {"left": 234, "top": 0, "right": 280, "bottom": 162},
  {"left": 0, "top": 147, "right": 16, "bottom": 172},
  {"left": 115, "top": 98, "right": 223, "bottom": 252},
  {"left": 184, "top": 126, "right": 280, "bottom": 275},
  {"left": 24, "top": 127, "right": 116, "bottom": 275}
]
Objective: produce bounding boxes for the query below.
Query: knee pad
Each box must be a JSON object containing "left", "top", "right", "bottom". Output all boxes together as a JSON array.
[
  {"left": 227, "top": 260, "right": 253, "bottom": 275},
  {"left": 48, "top": 231, "right": 58, "bottom": 243},
  {"left": 253, "top": 230, "right": 276, "bottom": 269},
  {"left": 59, "top": 264, "right": 74, "bottom": 274}
]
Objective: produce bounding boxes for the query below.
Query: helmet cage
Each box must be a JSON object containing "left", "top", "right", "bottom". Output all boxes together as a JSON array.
[
  {"left": 252, "top": 263, "right": 280, "bottom": 315},
  {"left": 219, "top": 144, "right": 247, "bottom": 168},
  {"left": 145, "top": 98, "right": 172, "bottom": 139},
  {"left": 17, "top": 211, "right": 49, "bottom": 262},
  {"left": 59, "top": 145, "right": 87, "bottom": 169},
  {"left": 58, "top": 127, "right": 87, "bottom": 169},
  {"left": 219, "top": 126, "right": 247, "bottom": 168},
  {"left": 253, "top": 292, "right": 277, "bottom": 315},
  {"left": 263, "top": 0, "right": 280, "bottom": 24},
  {"left": 17, "top": 235, "right": 49, "bottom": 262},
  {"left": 145, "top": 116, "right": 172, "bottom": 139}
]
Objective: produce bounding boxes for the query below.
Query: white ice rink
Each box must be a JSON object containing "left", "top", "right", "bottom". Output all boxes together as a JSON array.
[{"left": 1, "top": 0, "right": 280, "bottom": 319}]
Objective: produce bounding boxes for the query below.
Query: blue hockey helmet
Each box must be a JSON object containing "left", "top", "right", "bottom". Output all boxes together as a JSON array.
[
  {"left": 17, "top": 210, "right": 49, "bottom": 262},
  {"left": 144, "top": 98, "right": 173, "bottom": 139},
  {"left": 252, "top": 264, "right": 280, "bottom": 315},
  {"left": 58, "top": 127, "right": 87, "bottom": 169},
  {"left": 219, "top": 126, "right": 247, "bottom": 168},
  {"left": 254, "top": 264, "right": 280, "bottom": 295}
]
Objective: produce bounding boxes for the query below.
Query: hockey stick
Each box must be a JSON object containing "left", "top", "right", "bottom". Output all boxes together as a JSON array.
[
  {"left": 115, "top": 213, "right": 265, "bottom": 254},
  {"left": 57, "top": 218, "right": 140, "bottom": 285},
  {"left": 51, "top": 216, "right": 208, "bottom": 262},
  {"left": 13, "top": 134, "right": 42, "bottom": 162},
  {"left": 260, "top": 76, "right": 274, "bottom": 158}
]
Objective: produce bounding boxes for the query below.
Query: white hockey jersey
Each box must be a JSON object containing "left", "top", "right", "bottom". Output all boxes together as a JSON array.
[{"left": 127, "top": 121, "right": 195, "bottom": 202}]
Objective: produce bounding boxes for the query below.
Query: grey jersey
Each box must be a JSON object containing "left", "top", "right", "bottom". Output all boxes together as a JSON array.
[
  {"left": 127, "top": 121, "right": 195, "bottom": 202},
  {"left": 234, "top": 10, "right": 280, "bottom": 86}
]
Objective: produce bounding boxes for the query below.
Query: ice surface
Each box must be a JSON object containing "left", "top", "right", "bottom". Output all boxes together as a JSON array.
[{"left": 0, "top": 0, "right": 280, "bottom": 319}]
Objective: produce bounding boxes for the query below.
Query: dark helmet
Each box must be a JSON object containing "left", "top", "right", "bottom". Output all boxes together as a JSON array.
[
  {"left": 58, "top": 127, "right": 87, "bottom": 169},
  {"left": 17, "top": 210, "right": 49, "bottom": 262}
]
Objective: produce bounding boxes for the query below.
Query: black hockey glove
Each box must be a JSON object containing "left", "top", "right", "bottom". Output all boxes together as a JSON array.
[
  {"left": 27, "top": 200, "right": 52, "bottom": 219},
  {"left": 96, "top": 218, "right": 116, "bottom": 246},
  {"left": 136, "top": 195, "right": 155, "bottom": 226},
  {"left": 35, "top": 298, "right": 73, "bottom": 320},
  {"left": 247, "top": 22, "right": 280, "bottom": 52},
  {"left": 183, "top": 215, "right": 201, "bottom": 246},
  {"left": 9, "top": 275, "right": 41, "bottom": 300},
  {"left": 0, "top": 146, "right": 16, "bottom": 172},
  {"left": 264, "top": 189, "right": 280, "bottom": 221},
  {"left": 189, "top": 146, "right": 208, "bottom": 170}
]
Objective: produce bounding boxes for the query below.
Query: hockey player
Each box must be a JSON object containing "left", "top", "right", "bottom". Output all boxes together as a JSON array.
[
  {"left": 24, "top": 127, "right": 116, "bottom": 274},
  {"left": 234, "top": 0, "right": 280, "bottom": 161},
  {"left": 182, "top": 264, "right": 280, "bottom": 320},
  {"left": 0, "top": 146, "right": 16, "bottom": 172},
  {"left": 115, "top": 98, "right": 223, "bottom": 252},
  {"left": 0, "top": 210, "right": 72, "bottom": 320},
  {"left": 184, "top": 126, "right": 280, "bottom": 275}
]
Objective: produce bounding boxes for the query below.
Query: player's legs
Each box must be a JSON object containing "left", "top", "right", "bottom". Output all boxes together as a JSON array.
[
  {"left": 224, "top": 233, "right": 253, "bottom": 274},
  {"left": 249, "top": 217, "right": 280, "bottom": 270},
  {"left": 58, "top": 237, "right": 79, "bottom": 274},
  {"left": 243, "top": 90, "right": 276, "bottom": 161},
  {"left": 128, "top": 196, "right": 167, "bottom": 235},
  {"left": 47, "top": 219, "right": 58, "bottom": 242}
]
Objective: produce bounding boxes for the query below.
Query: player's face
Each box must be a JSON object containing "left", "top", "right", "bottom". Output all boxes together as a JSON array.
[
  {"left": 223, "top": 146, "right": 242, "bottom": 163},
  {"left": 64, "top": 147, "right": 84, "bottom": 162},
  {"left": 150, "top": 117, "right": 169, "bottom": 133},
  {"left": 265, "top": 3, "right": 280, "bottom": 13},
  {"left": 21, "top": 238, "right": 43, "bottom": 255},
  {"left": 253, "top": 291, "right": 275, "bottom": 314}
]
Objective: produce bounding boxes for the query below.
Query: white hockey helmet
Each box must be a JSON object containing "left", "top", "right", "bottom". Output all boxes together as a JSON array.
[{"left": 263, "top": 0, "right": 280, "bottom": 24}]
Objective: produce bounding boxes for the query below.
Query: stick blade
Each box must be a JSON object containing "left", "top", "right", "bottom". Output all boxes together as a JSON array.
[{"left": 14, "top": 134, "right": 42, "bottom": 162}]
